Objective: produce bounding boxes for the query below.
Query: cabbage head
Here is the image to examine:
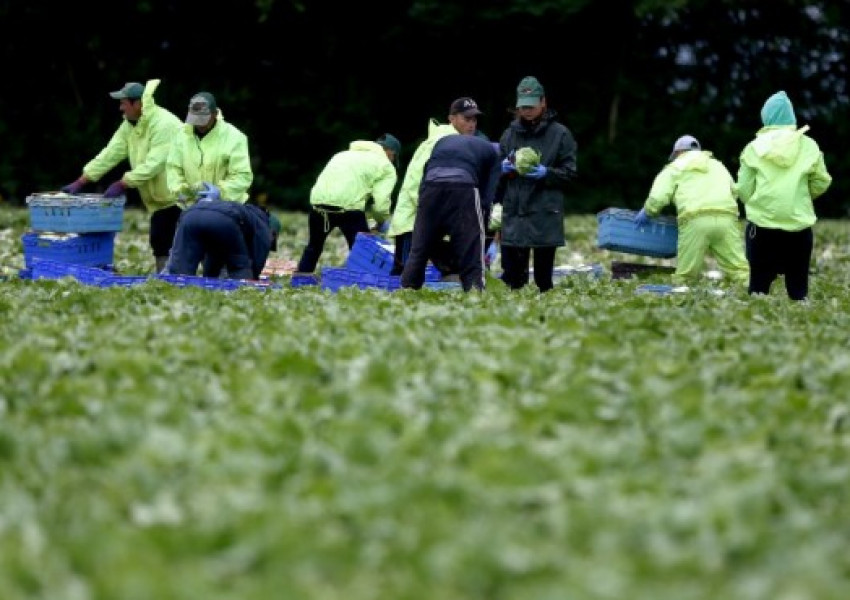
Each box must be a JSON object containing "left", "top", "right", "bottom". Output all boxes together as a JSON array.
[{"left": 514, "top": 147, "right": 541, "bottom": 175}]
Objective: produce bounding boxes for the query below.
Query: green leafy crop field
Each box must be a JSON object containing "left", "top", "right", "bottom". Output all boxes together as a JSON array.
[{"left": 1, "top": 207, "right": 850, "bottom": 599}]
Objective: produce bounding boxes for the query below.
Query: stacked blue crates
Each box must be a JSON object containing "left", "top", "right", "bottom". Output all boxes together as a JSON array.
[
  {"left": 318, "top": 233, "right": 442, "bottom": 292},
  {"left": 23, "top": 192, "right": 125, "bottom": 279}
]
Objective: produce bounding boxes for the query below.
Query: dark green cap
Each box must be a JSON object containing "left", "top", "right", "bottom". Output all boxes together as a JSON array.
[
  {"left": 109, "top": 82, "right": 144, "bottom": 100},
  {"left": 516, "top": 76, "right": 545, "bottom": 108}
]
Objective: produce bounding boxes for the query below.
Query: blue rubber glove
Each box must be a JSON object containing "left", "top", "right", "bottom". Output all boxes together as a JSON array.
[
  {"left": 501, "top": 150, "right": 517, "bottom": 175},
  {"left": 377, "top": 220, "right": 390, "bottom": 234},
  {"left": 61, "top": 178, "right": 85, "bottom": 194},
  {"left": 524, "top": 165, "right": 547, "bottom": 180},
  {"left": 485, "top": 241, "right": 499, "bottom": 266},
  {"left": 103, "top": 180, "right": 126, "bottom": 198},
  {"left": 634, "top": 208, "right": 650, "bottom": 227},
  {"left": 196, "top": 181, "right": 221, "bottom": 202}
]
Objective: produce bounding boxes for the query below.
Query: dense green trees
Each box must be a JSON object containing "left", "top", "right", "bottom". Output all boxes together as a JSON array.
[{"left": 1, "top": 1, "right": 846, "bottom": 216}]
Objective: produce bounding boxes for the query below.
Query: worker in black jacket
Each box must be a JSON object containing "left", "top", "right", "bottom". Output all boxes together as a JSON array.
[{"left": 400, "top": 135, "right": 500, "bottom": 291}]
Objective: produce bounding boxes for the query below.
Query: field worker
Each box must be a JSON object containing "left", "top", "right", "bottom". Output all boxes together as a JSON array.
[
  {"left": 295, "top": 134, "right": 400, "bottom": 274},
  {"left": 167, "top": 91, "right": 253, "bottom": 206},
  {"left": 60, "top": 80, "right": 183, "bottom": 272},
  {"left": 735, "top": 91, "right": 832, "bottom": 301},
  {"left": 166, "top": 182, "right": 273, "bottom": 279},
  {"left": 497, "top": 76, "right": 577, "bottom": 293},
  {"left": 389, "top": 97, "right": 488, "bottom": 276},
  {"left": 400, "top": 133, "right": 500, "bottom": 292},
  {"left": 633, "top": 134, "right": 750, "bottom": 284}
]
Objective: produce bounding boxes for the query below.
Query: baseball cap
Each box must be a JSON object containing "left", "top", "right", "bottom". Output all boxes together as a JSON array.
[
  {"left": 669, "top": 135, "right": 700, "bottom": 160},
  {"left": 109, "top": 82, "right": 144, "bottom": 100},
  {"left": 450, "top": 97, "right": 483, "bottom": 117},
  {"left": 516, "top": 76, "right": 544, "bottom": 108},
  {"left": 376, "top": 133, "right": 402, "bottom": 166},
  {"left": 186, "top": 92, "right": 217, "bottom": 127}
]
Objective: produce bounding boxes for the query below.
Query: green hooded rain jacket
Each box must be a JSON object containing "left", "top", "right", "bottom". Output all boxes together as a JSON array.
[
  {"left": 309, "top": 140, "right": 397, "bottom": 221},
  {"left": 82, "top": 79, "right": 182, "bottom": 213}
]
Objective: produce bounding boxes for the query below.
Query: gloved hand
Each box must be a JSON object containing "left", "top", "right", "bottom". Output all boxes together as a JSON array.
[
  {"left": 103, "top": 180, "right": 126, "bottom": 198},
  {"left": 634, "top": 208, "right": 650, "bottom": 227},
  {"left": 485, "top": 241, "right": 499, "bottom": 266},
  {"left": 501, "top": 150, "right": 517, "bottom": 175},
  {"left": 376, "top": 220, "right": 390, "bottom": 234},
  {"left": 196, "top": 181, "right": 221, "bottom": 202},
  {"left": 524, "top": 165, "right": 547, "bottom": 180},
  {"left": 61, "top": 178, "right": 86, "bottom": 195}
]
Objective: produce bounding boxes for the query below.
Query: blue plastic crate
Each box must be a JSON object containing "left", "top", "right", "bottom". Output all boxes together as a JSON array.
[
  {"left": 291, "top": 273, "right": 320, "bottom": 287},
  {"left": 320, "top": 267, "right": 402, "bottom": 292},
  {"left": 155, "top": 274, "right": 280, "bottom": 291},
  {"left": 22, "top": 231, "right": 115, "bottom": 268},
  {"left": 30, "top": 259, "right": 113, "bottom": 284},
  {"left": 597, "top": 208, "right": 678, "bottom": 258},
  {"left": 345, "top": 233, "right": 441, "bottom": 281},
  {"left": 96, "top": 275, "right": 151, "bottom": 288},
  {"left": 422, "top": 280, "right": 462, "bottom": 291},
  {"left": 26, "top": 193, "right": 125, "bottom": 233}
]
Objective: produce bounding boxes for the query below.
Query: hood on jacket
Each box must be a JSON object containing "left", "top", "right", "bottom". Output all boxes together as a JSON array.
[
  {"left": 670, "top": 149, "right": 712, "bottom": 173},
  {"left": 427, "top": 119, "right": 458, "bottom": 140},
  {"left": 761, "top": 91, "right": 796, "bottom": 127},
  {"left": 752, "top": 125, "right": 810, "bottom": 167},
  {"left": 138, "top": 79, "right": 161, "bottom": 124},
  {"left": 348, "top": 139, "right": 391, "bottom": 158}
]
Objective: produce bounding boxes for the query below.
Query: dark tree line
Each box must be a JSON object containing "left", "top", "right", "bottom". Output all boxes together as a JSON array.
[{"left": 1, "top": 0, "right": 847, "bottom": 217}]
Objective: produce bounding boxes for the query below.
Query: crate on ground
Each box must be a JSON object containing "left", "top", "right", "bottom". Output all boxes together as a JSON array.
[
  {"left": 611, "top": 261, "right": 676, "bottom": 280},
  {"left": 345, "top": 233, "right": 442, "bottom": 281},
  {"left": 291, "top": 273, "right": 320, "bottom": 287},
  {"left": 155, "top": 274, "right": 280, "bottom": 291},
  {"left": 597, "top": 208, "right": 678, "bottom": 259},
  {"left": 22, "top": 231, "right": 116, "bottom": 268},
  {"left": 96, "top": 275, "right": 151, "bottom": 288},
  {"left": 26, "top": 192, "right": 125, "bottom": 233},
  {"left": 321, "top": 267, "right": 402, "bottom": 292},
  {"left": 30, "top": 259, "right": 113, "bottom": 285}
]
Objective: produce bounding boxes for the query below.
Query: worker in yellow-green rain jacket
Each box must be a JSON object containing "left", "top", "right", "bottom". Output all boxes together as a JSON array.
[
  {"left": 167, "top": 91, "right": 253, "bottom": 206},
  {"left": 736, "top": 90, "right": 832, "bottom": 301},
  {"left": 60, "top": 79, "right": 183, "bottom": 272},
  {"left": 634, "top": 134, "right": 749, "bottom": 285},
  {"left": 295, "top": 135, "right": 400, "bottom": 273}
]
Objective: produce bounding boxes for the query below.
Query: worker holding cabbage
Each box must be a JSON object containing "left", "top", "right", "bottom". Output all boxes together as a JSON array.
[{"left": 496, "top": 76, "right": 577, "bottom": 292}]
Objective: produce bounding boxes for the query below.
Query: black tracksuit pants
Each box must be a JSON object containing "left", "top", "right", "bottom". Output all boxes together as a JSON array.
[
  {"left": 501, "top": 246, "right": 557, "bottom": 292},
  {"left": 401, "top": 182, "right": 486, "bottom": 292},
  {"left": 745, "top": 222, "right": 813, "bottom": 301}
]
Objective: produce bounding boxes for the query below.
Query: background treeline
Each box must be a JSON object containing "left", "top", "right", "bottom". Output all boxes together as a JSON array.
[{"left": 2, "top": 0, "right": 847, "bottom": 216}]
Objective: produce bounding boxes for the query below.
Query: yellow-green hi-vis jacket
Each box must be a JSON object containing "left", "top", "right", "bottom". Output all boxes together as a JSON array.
[
  {"left": 82, "top": 79, "right": 183, "bottom": 212},
  {"left": 309, "top": 140, "right": 397, "bottom": 222},
  {"left": 167, "top": 111, "right": 253, "bottom": 204},
  {"left": 736, "top": 125, "right": 832, "bottom": 231},
  {"left": 644, "top": 149, "right": 739, "bottom": 224}
]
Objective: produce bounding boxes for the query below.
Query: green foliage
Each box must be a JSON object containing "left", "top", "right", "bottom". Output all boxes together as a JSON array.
[{"left": 1, "top": 207, "right": 850, "bottom": 597}]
